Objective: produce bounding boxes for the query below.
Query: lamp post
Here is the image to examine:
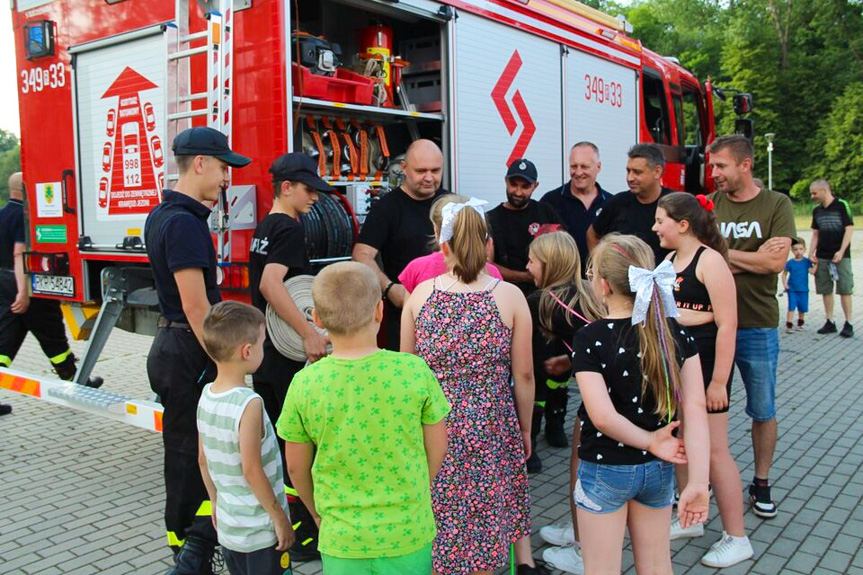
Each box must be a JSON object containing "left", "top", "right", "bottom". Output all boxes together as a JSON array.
[{"left": 765, "top": 133, "right": 775, "bottom": 191}]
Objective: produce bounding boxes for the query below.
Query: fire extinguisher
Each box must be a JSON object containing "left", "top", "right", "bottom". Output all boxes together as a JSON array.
[{"left": 359, "top": 25, "right": 407, "bottom": 108}]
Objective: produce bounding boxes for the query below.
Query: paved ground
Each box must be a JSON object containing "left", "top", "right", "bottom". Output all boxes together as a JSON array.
[{"left": 1, "top": 228, "right": 862, "bottom": 575}]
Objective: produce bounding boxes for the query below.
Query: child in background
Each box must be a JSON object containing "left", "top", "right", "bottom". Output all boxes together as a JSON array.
[
  {"left": 399, "top": 194, "right": 503, "bottom": 293},
  {"left": 525, "top": 231, "right": 602, "bottom": 575},
  {"left": 196, "top": 301, "right": 293, "bottom": 575},
  {"left": 573, "top": 234, "right": 710, "bottom": 574},
  {"left": 782, "top": 238, "right": 815, "bottom": 332},
  {"left": 278, "top": 262, "right": 450, "bottom": 575}
]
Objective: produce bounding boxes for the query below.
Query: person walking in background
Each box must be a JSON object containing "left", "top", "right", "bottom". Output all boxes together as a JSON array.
[
  {"left": 402, "top": 199, "right": 542, "bottom": 574},
  {"left": 573, "top": 234, "right": 710, "bottom": 574},
  {"left": 782, "top": 238, "right": 815, "bottom": 332},
  {"left": 654, "top": 192, "right": 754, "bottom": 568},
  {"left": 809, "top": 179, "right": 854, "bottom": 337},
  {"left": 709, "top": 134, "right": 796, "bottom": 519}
]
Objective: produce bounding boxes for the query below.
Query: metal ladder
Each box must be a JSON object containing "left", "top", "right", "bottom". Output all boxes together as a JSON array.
[{"left": 165, "top": 0, "right": 235, "bottom": 262}]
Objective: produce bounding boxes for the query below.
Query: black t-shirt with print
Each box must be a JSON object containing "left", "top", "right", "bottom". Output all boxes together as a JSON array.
[
  {"left": 356, "top": 187, "right": 450, "bottom": 281},
  {"left": 572, "top": 318, "right": 698, "bottom": 465},
  {"left": 591, "top": 188, "right": 674, "bottom": 264},
  {"left": 811, "top": 199, "right": 853, "bottom": 259},
  {"left": 249, "top": 213, "right": 311, "bottom": 382},
  {"left": 488, "top": 200, "right": 564, "bottom": 292}
]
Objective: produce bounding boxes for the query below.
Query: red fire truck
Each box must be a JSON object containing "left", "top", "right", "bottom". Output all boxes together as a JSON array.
[{"left": 6, "top": 0, "right": 724, "bottom": 407}]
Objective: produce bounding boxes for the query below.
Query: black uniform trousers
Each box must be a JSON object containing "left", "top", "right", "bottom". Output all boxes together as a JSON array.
[
  {"left": 0, "top": 272, "right": 74, "bottom": 377},
  {"left": 147, "top": 325, "right": 218, "bottom": 549}
]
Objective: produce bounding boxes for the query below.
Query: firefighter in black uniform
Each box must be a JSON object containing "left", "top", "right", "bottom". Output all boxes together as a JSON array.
[
  {"left": 248, "top": 153, "right": 332, "bottom": 561},
  {"left": 144, "top": 128, "right": 250, "bottom": 573},
  {"left": 0, "top": 172, "right": 102, "bottom": 402}
]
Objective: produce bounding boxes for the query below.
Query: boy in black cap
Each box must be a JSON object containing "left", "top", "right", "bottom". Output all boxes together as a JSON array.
[
  {"left": 144, "top": 126, "right": 251, "bottom": 573},
  {"left": 249, "top": 152, "right": 333, "bottom": 562},
  {"left": 488, "top": 158, "right": 564, "bottom": 294}
]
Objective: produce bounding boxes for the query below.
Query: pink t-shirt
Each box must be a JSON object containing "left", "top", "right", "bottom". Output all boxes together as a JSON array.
[{"left": 398, "top": 252, "right": 504, "bottom": 293}]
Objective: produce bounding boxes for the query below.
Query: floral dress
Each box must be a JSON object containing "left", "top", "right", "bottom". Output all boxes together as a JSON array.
[{"left": 415, "top": 277, "right": 531, "bottom": 575}]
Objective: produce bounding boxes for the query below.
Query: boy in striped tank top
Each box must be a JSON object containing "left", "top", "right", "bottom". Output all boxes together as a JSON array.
[{"left": 197, "top": 301, "right": 294, "bottom": 575}]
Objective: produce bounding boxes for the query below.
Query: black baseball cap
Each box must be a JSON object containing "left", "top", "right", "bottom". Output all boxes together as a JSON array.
[
  {"left": 269, "top": 153, "right": 335, "bottom": 192},
  {"left": 172, "top": 127, "right": 251, "bottom": 168},
  {"left": 506, "top": 158, "right": 538, "bottom": 184}
]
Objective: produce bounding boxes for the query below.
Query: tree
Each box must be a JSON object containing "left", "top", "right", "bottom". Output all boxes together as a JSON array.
[
  {"left": 814, "top": 81, "right": 863, "bottom": 204},
  {"left": 0, "top": 130, "right": 20, "bottom": 206}
]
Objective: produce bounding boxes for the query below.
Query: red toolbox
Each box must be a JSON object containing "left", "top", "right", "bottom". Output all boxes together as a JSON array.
[{"left": 292, "top": 63, "right": 376, "bottom": 105}]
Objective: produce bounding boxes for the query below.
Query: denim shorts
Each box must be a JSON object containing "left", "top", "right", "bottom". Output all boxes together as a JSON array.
[
  {"left": 734, "top": 328, "right": 779, "bottom": 421},
  {"left": 574, "top": 460, "right": 674, "bottom": 514}
]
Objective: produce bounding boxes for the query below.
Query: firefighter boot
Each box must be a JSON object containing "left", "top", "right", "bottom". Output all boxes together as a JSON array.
[
  {"left": 166, "top": 536, "right": 216, "bottom": 575},
  {"left": 52, "top": 353, "right": 104, "bottom": 388},
  {"left": 526, "top": 404, "right": 543, "bottom": 474},
  {"left": 545, "top": 388, "right": 569, "bottom": 448},
  {"left": 288, "top": 493, "right": 321, "bottom": 562}
]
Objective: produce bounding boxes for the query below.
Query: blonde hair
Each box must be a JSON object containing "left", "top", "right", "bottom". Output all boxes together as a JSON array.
[
  {"left": 443, "top": 203, "right": 488, "bottom": 284},
  {"left": 588, "top": 234, "right": 682, "bottom": 420},
  {"left": 203, "top": 301, "right": 265, "bottom": 362},
  {"left": 312, "top": 262, "right": 381, "bottom": 336},
  {"left": 429, "top": 194, "right": 470, "bottom": 251},
  {"left": 529, "top": 232, "right": 602, "bottom": 339}
]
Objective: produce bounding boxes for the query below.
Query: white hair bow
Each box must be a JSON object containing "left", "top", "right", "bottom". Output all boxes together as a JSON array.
[
  {"left": 439, "top": 198, "right": 488, "bottom": 245},
  {"left": 628, "top": 260, "right": 680, "bottom": 325}
]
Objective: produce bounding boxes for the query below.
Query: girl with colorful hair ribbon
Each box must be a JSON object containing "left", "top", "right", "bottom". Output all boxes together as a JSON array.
[
  {"left": 654, "top": 192, "right": 753, "bottom": 567},
  {"left": 572, "top": 234, "right": 710, "bottom": 575}
]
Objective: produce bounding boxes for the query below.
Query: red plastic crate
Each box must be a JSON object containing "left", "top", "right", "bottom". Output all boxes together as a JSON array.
[{"left": 292, "top": 63, "right": 376, "bottom": 106}]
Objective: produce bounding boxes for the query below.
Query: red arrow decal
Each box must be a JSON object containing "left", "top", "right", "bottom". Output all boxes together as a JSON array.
[
  {"left": 508, "top": 90, "right": 535, "bottom": 165},
  {"left": 491, "top": 51, "right": 522, "bottom": 135}
]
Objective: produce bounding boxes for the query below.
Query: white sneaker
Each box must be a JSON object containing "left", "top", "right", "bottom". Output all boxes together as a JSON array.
[
  {"left": 539, "top": 519, "right": 576, "bottom": 546},
  {"left": 701, "top": 531, "right": 754, "bottom": 568},
  {"left": 542, "top": 544, "right": 584, "bottom": 575},
  {"left": 670, "top": 516, "right": 704, "bottom": 540}
]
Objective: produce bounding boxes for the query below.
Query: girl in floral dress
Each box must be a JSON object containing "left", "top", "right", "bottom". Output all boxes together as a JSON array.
[{"left": 401, "top": 198, "right": 536, "bottom": 575}]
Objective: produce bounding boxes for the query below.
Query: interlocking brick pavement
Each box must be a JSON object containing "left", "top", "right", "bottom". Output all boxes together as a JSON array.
[{"left": 1, "top": 228, "right": 861, "bottom": 574}]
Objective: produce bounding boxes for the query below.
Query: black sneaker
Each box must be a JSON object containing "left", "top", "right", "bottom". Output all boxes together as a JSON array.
[
  {"left": 0, "top": 403, "right": 11, "bottom": 416},
  {"left": 817, "top": 320, "right": 837, "bottom": 334},
  {"left": 840, "top": 322, "right": 854, "bottom": 338},
  {"left": 516, "top": 561, "right": 552, "bottom": 575},
  {"left": 526, "top": 449, "right": 543, "bottom": 474},
  {"left": 749, "top": 481, "right": 778, "bottom": 518}
]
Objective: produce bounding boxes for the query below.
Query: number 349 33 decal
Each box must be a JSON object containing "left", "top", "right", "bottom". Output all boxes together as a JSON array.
[
  {"left": 20, "top": 63, "right": 66, "bottom": 94},
  {"left": 584, "top": 73, "right": 623, "bottom": 108}
]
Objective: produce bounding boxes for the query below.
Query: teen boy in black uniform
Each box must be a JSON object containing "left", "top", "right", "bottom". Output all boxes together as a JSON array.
[
  {"left": 248, "top": 153, "right": 332, "bottom": 561},
  {"left": 145, "top": 127, "right": 250, "bottom": 573},
  {"left": 0, "top": 172, "right": 102, "bottom": 405}
]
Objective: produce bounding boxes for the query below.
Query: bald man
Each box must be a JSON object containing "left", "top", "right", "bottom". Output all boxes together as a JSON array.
[
  {"left": 352, "top": 139, "right": 449, "bottom": 350},
  {"left": 0, "top": 174, "right": 101, "bottom": 403}
]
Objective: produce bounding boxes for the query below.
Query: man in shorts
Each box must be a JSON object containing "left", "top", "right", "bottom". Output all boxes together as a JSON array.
[{"left": 809, "top": 179, "right": 854, "bottom": 338}]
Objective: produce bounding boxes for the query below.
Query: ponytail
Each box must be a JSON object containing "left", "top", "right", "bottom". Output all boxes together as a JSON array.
[
  {"left": 445, "top": 206, "right": 488, "bottom": 284},
  {"left": 658, "top": 192, "right": 728, "bottom": 259}
]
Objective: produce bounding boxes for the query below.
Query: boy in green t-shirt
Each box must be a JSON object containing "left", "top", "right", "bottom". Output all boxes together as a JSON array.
[{"left": 276, "top": 262, "right": 449, "bottom": 574}]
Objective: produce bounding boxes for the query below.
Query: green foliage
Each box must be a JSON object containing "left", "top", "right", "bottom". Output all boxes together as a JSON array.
[
  {"left": 0, "top": 130, "right": 21, "bottom": 206},
  {"left": 621, "top": 0, "right": 863, "bottom": 198}
]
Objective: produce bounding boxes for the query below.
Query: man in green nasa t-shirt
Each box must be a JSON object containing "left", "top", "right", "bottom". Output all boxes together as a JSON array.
[{"left": 709, "top": 135, "right": 796, "bottom": 521}]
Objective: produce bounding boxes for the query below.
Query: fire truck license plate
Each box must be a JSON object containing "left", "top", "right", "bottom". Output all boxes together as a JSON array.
[{"left": 32, "top": 274, "right": 74, "bottom": 297}]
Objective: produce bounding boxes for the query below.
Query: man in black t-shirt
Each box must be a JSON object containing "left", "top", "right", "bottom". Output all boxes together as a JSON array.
[
  {"left": 249, "top": 152, "right": 333, "bottom": 561},
  {"left": 352, "top": 139, "right": 449, "bottom": 350},
  {"left": 587, "top": 143, "right": 673, "bottom": 264},
  {"left": 488, "top": 158, "right": 564, "bottom": 295},
  {"left": 144, "top": 127, "right": 251, "bottom": 570},
  {"left": 809, "top": 179, "right": 854, "bottom": 337}
]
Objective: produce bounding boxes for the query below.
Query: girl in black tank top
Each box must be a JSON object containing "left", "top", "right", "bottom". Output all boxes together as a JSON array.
[{"left": 653, "top": 193, "right": 753, "bottom": 566}]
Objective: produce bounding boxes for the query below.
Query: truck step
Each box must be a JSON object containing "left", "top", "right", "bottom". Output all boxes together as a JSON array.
[{"left": 46, "top": 384, "right": 132, "bottom": 413}]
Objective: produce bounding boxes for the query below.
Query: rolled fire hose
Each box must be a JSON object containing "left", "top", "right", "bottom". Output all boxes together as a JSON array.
[{"left": 266, "top": 275, "right": 331, "bottom": 362}]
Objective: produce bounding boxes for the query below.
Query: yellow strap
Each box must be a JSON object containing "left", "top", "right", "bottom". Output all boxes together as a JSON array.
[
  {"left": 48, "top": 349, "right": 72, "bottom": 365},
  {"left": 0, "top": 355, "right": 11, "bottom": 367},
  {"left": 292, "top": 521, "right": 302, "bottom": 530},
  {"left": 167, "top": 531, "right": 185, "bottom": 547},
  {"left": 285, "top": 486, "right": 300, "bottom": 496},
  {"left": 545, "top": 378, "right": 570, "bottom": 390},
  {"left": 196, "top": 500, "right": 212, "bottom": 516},
  {"left": 302, "top": 537, "right": 314, "bottom": 546}
]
